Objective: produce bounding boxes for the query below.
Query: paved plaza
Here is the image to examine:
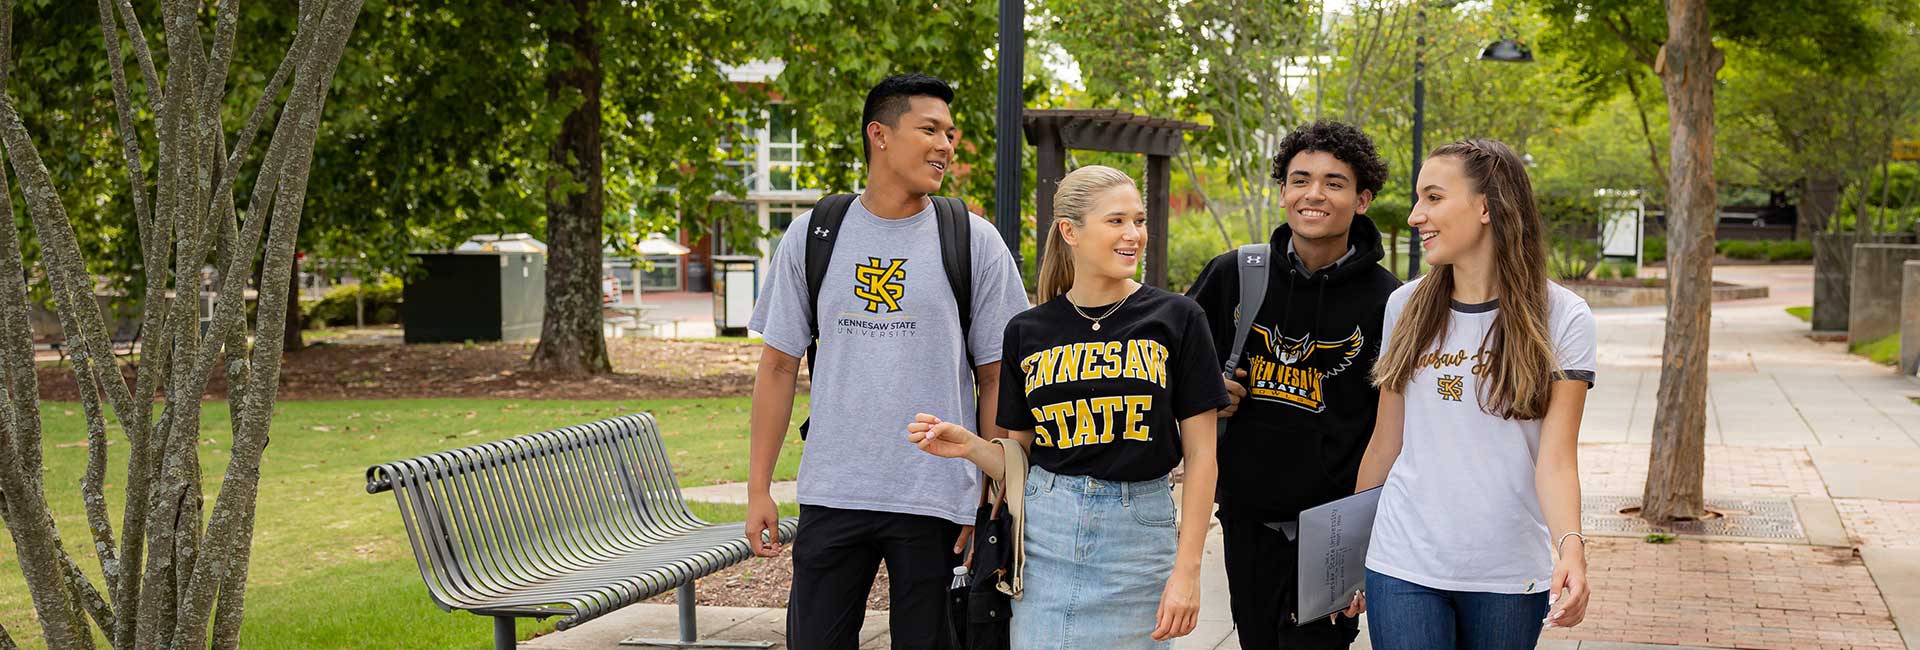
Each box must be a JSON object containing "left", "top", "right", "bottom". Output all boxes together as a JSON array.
[{"left": 539, "top": 265, "right": 1920, "bottom": 650}]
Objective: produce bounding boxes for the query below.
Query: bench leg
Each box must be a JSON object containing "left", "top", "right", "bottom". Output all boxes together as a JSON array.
[
  {"left": 494, "top": 616, "right": 516, "bottom": 650},
  {"left": 678, "top": 582, "right": 698, "bottom": 643},
  {"left": 617, "top": 582, "right": 774, "bottom": 649}
]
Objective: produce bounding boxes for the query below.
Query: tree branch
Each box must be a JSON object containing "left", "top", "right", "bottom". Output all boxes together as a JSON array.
[
  {"left": 1622, "top": 71, "right": 1669, "bottom": 191},
  {"left": 115, "top": 0, "right": 165, "bottom": 111},
  {"left": 1601, "top": 13, "right": 1660, "bottom": 69},
  {"left": 177, "top": 2, "right": 368, "bottom": 646}
]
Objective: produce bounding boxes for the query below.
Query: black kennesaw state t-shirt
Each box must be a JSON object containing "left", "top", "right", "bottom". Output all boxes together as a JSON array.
[{"left": 997, "top": 285, "right": 1230, "bottom": 482}]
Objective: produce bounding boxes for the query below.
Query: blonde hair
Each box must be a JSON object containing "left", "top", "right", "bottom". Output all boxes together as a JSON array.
[
  {"left": 1371, "top": 139, "right": 1558, "bottom": 420},
  {"left": 1037, "top": 165, "right": 1136, "bottom": 302}
]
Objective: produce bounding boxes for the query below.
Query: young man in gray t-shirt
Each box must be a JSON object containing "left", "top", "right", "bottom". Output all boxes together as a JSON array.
[{"left": 744, "top": 74, "right": 1028, "bottom": 650}]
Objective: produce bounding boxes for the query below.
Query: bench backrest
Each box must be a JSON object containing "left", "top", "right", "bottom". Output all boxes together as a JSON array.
[{"left": 365, "top": 414, "right": 702, "bottom": 610}]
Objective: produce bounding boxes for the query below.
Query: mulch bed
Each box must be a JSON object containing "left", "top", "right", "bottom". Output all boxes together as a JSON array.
[
  {"left": 37, "top": 331, "right": 804, "bottom": 402},
  {"left": 645, "top": 549, "right": 895, "bottom": 612}
]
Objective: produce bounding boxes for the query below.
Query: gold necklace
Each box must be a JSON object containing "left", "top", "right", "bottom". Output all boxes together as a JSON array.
[{"left": 1069, "top": 287, "right": 1137, "bottom": 331}]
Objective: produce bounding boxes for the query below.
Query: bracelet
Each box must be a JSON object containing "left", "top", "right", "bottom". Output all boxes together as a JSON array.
[{"left": 1556, "top": 532, "right": 1587, "bottom": 553}]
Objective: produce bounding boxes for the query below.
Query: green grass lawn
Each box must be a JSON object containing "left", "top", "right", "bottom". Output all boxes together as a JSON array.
[
  {"left": 1852, "top": 333, "right": 1902, "bottom": 366},
  {"left": 1786, "top": 306, "right": 1812, "bottom": 323},
  {"left": 0, "top": 397, "right": 807, "bottom": 649}
]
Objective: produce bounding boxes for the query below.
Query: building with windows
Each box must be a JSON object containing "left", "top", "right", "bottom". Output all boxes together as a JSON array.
[{"left": 644, "top": 61, "right": 826, "bottom": 294}]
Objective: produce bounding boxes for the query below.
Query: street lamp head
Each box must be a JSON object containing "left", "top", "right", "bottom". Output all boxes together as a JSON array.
[{"left": 1480, "top": 39, "right": 1534, "bottom": 63}]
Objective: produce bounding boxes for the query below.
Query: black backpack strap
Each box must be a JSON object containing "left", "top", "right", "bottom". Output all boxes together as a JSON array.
[
  {"left": 806, "top": 194, "right": 857, "bottom": 345},
  {"left": 932, "top": 196, "right": 974, "bottom": 365},
  {"left": 799, "top": 194, "right": 856, "bottom": 440}
]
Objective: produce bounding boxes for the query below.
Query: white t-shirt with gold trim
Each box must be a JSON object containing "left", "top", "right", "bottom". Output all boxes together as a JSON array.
[{"left": 1365, "top": 279, "right": 1596, "bottom": 594}]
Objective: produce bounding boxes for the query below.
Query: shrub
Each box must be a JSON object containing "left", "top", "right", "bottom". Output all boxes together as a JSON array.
[
  {"left": 1168, "top": 210, "right": 1243, "bottom": 293},
  {"left": 1766, "top": 240, "right": 1813, "bottom": 262},
  {"left": 1718, "top": 240, "right": 1769, "bottom": 260},
  {"left": 304, "top": 276, "right": 403, "bottom": 329},
  {"left": 1644, "top": 236, "right": 1666, "bottom": 263}
]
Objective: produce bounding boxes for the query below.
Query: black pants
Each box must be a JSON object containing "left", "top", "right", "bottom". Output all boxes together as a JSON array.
[
  {"left": 787, "top": 505, "right": 962, "bottom": 650},
  {"left": 1220, "top": 511, "right": 1362, "bottom": 650}
]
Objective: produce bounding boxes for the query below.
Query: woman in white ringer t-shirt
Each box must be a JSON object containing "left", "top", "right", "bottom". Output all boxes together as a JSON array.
[{"left": 1343, "top": 138, "right": 1596, "bottom": 650}]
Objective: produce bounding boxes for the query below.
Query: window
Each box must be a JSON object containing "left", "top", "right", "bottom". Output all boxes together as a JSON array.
[
  {"left": 719, "top": 120, "right": 756, "bottom": 191},
  {"left": 767, "top": 105, "right": 809, "bottom": 192},
  {"left": 767, "top": 202, "right": 809, "bottom": 259}
]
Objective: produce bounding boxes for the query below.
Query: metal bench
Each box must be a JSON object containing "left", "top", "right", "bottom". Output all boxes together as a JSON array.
[{"left": 365, "top": 413, "right": 798, "bottom": 649}]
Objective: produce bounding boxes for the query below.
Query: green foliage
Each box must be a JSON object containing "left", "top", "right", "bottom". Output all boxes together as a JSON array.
[
  {"left": 1540, "top": 189, "right": 1606, "bottom": 280},
  {"left": 1712, "top": 239, "right": 1813, "bottom": 262},
  {"left": 1168, "top": 211, "right": 1239, "bottom": 294},
  {"left": 1786, "top": 306, "right": 1813, "bottom": 323},
  {"left": 303, "top": 277, "right": 405, "bottom": 329},
  {"left": 1766, "top": 240, "right": 1813, "bottom": 262},
  {"left": 757, "top": 1, "right": 1002, "bottom": 216},
  {"left": 1644, "top": 532, "right": 1677, "bottom": 544},
  {"left": 1717, "top": 240, "right": 1769, "bottom": 260},
  {"left": 1644, "top": 235, "right": 1666, "bottom": 263},
  {"left": 1851, "top": 333, "right": 1901, "bottom": 366},
  {"left": 1, "top": 397, "right": 808, "bottom": 649}
]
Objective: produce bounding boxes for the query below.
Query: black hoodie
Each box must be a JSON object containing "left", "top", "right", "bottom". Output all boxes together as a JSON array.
[{"left": 1186, "top": 217, "right": 1401, "bottom": 523}]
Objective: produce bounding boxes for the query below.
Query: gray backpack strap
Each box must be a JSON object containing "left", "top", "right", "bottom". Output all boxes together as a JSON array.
[
  {"left": 1223, "top": 243, "right": 1271, "bottom": 374},
  {"left": 1218, "top": 244, "right": 1269, "bottom": 436}
]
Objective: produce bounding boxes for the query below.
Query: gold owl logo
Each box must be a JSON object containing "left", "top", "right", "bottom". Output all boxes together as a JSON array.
[
  {"left": 853, "top": 257, "right": 907, "bottom": 313},
  {"left": 1436, "top": 375, "right": 1465, "bottom": 402},
  {"left": 1244, "top": 326, "right": 1366, "bottom": 413}
]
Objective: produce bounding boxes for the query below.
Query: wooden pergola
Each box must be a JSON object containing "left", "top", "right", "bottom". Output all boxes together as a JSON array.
[{"left": 1022, "top": 109, "right": 1210, "bottom": 288}]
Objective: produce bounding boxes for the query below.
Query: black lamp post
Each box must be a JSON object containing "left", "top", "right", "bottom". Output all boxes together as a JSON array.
[
  {"left": 994, "top": 0, "right": 1025, "bottom": 263},
  {"left": 1407, "top": 5, "right": 1533, "bottom": 279}
]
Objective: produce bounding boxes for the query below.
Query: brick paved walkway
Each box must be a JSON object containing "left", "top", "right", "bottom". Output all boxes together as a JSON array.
[{"left": 1545, "top": 539, "right": 1904, "bottom": 650}]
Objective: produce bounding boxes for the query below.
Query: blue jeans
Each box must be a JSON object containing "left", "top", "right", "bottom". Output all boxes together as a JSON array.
[
  {"left": 1365, "top": 569, "right": 1548, "bottom": 650},
  {"left": 1010, "top": 465, "right": 1178, "bottom": 650}
]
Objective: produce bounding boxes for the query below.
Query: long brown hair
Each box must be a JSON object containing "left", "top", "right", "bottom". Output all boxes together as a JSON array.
[
  {"left": 1372, "top": 139, "right": 1560, "bottom": 420},
  {"left": 1036, "top": 165, "right": 1135, "bottom": 302}
]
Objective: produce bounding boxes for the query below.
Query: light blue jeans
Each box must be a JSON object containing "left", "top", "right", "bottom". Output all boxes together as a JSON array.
[{"left": 1010, "top": 464, "right": 1178, "bottom": 650}]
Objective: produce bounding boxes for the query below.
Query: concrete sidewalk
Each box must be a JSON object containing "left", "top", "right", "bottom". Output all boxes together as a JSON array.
[{"left": 532, "top": 265, "right": 1920, "bottom": 650}]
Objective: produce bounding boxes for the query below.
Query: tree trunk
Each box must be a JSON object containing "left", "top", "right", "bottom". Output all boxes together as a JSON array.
[
  {"left": 1643, "top": 0, "right": 1721, "bottom": 522},
  {"left": 529, "top": 0, "right": 611, "bottom": 375},
  {"left": 284, "top": 253, "right": 303, "bottom": 351}
]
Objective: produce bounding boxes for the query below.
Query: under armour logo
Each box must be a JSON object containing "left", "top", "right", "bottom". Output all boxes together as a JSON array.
[
  {"left": 813, "top": 227, "right": 831, "bottom": 238},
  {"left": 1247, "top": 255, "right": 1264, "bottom": 265}
]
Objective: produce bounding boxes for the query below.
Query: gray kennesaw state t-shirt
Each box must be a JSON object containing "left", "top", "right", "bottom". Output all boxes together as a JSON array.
[{"left": 749, "top": 196, "right": 1029, "bottom": 524}]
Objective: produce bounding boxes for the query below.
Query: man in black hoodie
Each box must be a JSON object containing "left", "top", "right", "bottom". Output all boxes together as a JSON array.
[{"left": 1186, "top": 121, "right": 1400, "bottom": 649}]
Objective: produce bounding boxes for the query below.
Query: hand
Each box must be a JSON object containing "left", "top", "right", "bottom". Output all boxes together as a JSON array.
[
  {"left": 954, "top": 525, "right": 975, "bottom": 568},
  {"left": 1151, "top": 567, "right": 1201, "bottom": 641},
  {"left": 907, "top": 413, "right": 981, "bottom": 459},
  {"left": 1544, "top": 544, "right": 1590, "bottom": 629},
  {"left": 1334, "top": 590, "right": 1365, "bottom": 622},
  {"left": 1219, "top": 370, "right": 1248, "bottom": 417},
  {"left": 745, "top": 493, "right": 783, "bottom": 557}
]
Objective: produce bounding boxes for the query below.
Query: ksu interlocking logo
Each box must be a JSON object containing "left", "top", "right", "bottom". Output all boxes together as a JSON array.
[
  {"left": 853, "top": 257, "right": 907, "bottom": 313},
  {"left": 1436, "top": 375, "right": 1465, "bottom": 402}
]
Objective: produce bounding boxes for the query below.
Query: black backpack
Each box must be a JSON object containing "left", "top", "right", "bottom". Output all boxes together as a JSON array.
[{"left": 799, "top": 194, "right": 975, "bottom": 439}]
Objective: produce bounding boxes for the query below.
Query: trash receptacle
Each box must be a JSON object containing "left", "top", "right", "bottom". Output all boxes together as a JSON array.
[{"left": 711, "top": 255, "right": 759, "bottom": 337}]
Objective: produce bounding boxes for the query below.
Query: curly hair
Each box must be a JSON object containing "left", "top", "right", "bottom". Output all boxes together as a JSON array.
[{"left": 1270, "top": 121, "right": 1389, "bottom": 197}]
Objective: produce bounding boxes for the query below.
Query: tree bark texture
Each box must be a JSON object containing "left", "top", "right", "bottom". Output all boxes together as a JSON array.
[
  {"left": 0, "top": 0, "right": 364, "bottom": 647},
  {"left": 1643, "top": 0, "right": 1721, "bottom": 522},
  {"left": 530, "top": 0, "right": 611, "bottom": 375}
]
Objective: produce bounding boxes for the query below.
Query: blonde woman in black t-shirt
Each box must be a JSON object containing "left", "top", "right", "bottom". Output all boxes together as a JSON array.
[{"left": 908, "top": 165, "right": 1229, "bottom": 649}]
